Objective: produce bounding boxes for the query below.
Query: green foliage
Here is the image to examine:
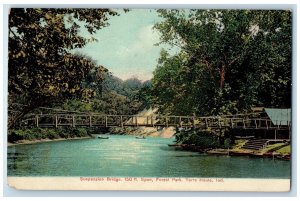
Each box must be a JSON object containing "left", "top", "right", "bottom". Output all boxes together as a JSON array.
[
  {"left": 223, "top": 138, "right": 231, "bottom": 149},
  {"left": 60, "top": 91, "right": 140, "bottom": 115},
  {"left": 81, "top": 64, "right": 109, "bottom": 99},
  {"left": 175, "top": 129, "right": 232, "bottom": 149},
  {"left": 9, "top": 128, "right": 44, "bottom": 141},
  {"left": 135, "top": 80, "right": 153, "bottom": 109},
  {"left": 8, "top": 129, "right": 31, "bottom": 142},
  {"left": 8, "top": 8, "right": 119, "bottom": 128},
  {"left": 152, "top": 10, "right": 291, "bottom": 116},
  {"left": 176, "top": 129, "right": 220, "bottom": 148},
  {"left": 56, "top": 127, "right": 89, "bottom": 138},
  {"left": 46, "top": 129, "right": 60, "bottom": 139},
  {"left": 8, "top": 127, "right": 90, "bottom": 142},
  {"left": 103, "top": 74, "right": 144, "bottom": 99},
  {"left": 72, "top": 128, "right": 88, "bottom": 137},
  {"left": 59, "top": 73, "right": 147, "bottom": 115},
  {"left": 275, "top": 145, "right": 290, "bottom": 155}
]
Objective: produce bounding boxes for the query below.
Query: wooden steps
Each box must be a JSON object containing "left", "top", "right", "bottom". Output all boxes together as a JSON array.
[{"left": 242, "top": 139, "right": 269, "bottom": 150}]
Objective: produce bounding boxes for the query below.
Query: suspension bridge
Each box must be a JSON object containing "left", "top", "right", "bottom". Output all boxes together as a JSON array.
[{"left": 17, "top": 113, "right": 291, "bottom": 131}]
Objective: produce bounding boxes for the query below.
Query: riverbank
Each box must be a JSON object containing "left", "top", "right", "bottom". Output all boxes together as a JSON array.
[
  {"left": 169, "top": 140, "right": 291, "bottom": 161},
  {"left": 108, "top": 108, "right": 176, "bottom": 138},
  {"left": 7, "top": 136, "right": 92, "bottom": 146},
  {"left": 229, "top": 140, "right": 291, "bottom": 160},
  {"left": 7, "top": 125, "right": 175, "bottom": 146},
  {"left": 109, "top": 126, "right": 176, "bottom": 138},
  {"left": 7, "top": 127, "right": 92, "bottom": 145},
  {"left": 171, "top": 127, "right": 291, "bottom": 161}
]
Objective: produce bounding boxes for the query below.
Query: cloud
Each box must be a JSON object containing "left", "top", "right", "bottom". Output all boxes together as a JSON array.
[
  {"left": 116, "top": 25, "right": 160, "bottom": 58},
  {"left": 117, "top": 68, "right": 154, "bottom": 81},
  {"left": 77, "top": 19, "right": 164, "bottom": 82}
]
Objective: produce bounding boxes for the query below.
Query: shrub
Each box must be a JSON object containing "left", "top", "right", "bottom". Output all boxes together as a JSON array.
[
  {"left": 222, "top": 138, "right": 231, "bottom": 149},
  {"left": 45, "top": 129, "right": 60, "bottom": 139},
  {"left": 176, "top": 129, "right": 221, "bottom": 148},
  {"left": 76, "top": 128, "right": 88, "bottom": 137},
  {"left": 57, "top": 127, "right": 68, "bottom": 138},
  {"left": 8, "top": 130, "right": 23, "bottom": 142},
  {"left": 8, "top": 127, "right": 89, "bottom": 143}
]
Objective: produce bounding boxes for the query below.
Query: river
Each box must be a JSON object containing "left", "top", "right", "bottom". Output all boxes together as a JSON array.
[{"left": 7, "top": 135, "right": 290, "bottom": 178}]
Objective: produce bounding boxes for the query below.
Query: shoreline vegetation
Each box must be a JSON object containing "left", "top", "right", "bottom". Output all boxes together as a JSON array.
[
  {"left": 8, "top": 126, "right": 290, "bottom": 161},
  {"left": 7, "top": 136, "right": 91, "bottom": 146},
  {"left": 171, "top": 128, "right": 291, "bottom": 161},
  {"left": 172, "top": 140, "right": 291, "bottom": 161},
  {"left": 7, "top": 126, "right": 175, "bottom": 146},
  {"left": 8, "top": 127, "right": 92, "bottom": 146}
]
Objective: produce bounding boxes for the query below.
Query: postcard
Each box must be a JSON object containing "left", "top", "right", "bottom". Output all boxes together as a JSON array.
[{"left": 6, "top": 7, "right": 292, "bottom": 192}]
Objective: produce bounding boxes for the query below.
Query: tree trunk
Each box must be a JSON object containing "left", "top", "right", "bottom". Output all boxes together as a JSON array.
[
  {"left": 220, "top": 64, "right": 225, "bottom": 88},
  {"left": 8, "top": 106, "right": 35, "bottom": 129}
]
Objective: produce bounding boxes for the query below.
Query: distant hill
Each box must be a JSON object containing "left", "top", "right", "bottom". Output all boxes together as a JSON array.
[
  {"left": 103, "top": 73, "right": 151, "bottom": 98},
  {"left": 59, "top": 72, "right": 152, "bottom": 115}
]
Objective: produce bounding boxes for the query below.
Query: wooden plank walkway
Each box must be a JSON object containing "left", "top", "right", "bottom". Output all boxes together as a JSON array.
[{"left": 19, "top": 113, "right": 291, "bottom": 130}]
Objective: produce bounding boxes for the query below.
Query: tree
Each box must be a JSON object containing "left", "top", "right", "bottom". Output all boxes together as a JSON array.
[
  {"left": 152, "top": 9, "right": 291, "bottom": 116},
  {"left": 8, "top": 8, "right": 119, "bottom": 128},
  {"left": 58, "top": 72, "right": 146, "bottom": 116}
]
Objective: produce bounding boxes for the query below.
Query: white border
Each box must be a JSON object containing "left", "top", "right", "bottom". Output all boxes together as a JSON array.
[{"left": 1, "top": 0, "right": 299, "bottom": 199}]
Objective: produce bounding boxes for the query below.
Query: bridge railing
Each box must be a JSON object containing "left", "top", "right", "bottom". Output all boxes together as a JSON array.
[{"left": 19, "top": 113, "right": 291, "bottom": 130}]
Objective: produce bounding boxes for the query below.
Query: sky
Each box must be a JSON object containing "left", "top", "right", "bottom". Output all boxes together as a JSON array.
[{"left": 76, "top": 9, "right": 169, "bottom": 81}]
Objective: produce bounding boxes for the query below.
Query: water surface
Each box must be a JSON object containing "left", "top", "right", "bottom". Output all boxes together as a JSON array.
[{"left": 7, "top": 135, "right": 290, "bottom": 178}]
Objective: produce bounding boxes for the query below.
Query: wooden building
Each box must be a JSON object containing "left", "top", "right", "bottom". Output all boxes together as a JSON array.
[{"left": 262, "top": 108, "right": 291, "bottom": 139}]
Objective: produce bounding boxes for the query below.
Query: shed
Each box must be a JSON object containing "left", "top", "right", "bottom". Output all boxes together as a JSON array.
[
  {"left": 264, "top": 108, "right": 291, "bottom": 126},
  {"left": 264, "top": 108, "right": 291, "bottom": 140}
]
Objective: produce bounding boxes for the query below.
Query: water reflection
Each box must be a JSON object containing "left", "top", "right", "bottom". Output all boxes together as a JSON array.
[{"left": 7, "top": 135, "right": 290, "bottom": 178}]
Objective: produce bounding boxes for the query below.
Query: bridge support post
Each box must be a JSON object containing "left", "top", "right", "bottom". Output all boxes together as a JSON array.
[
  {"left": 72, "top": 115, "right": 75, "bottom": 128},
  {"left": 179, "top": 117, "right": 182, "bottom": 127},
  {"left": 105, "top": 116, "right": 108, "bottom": 127},
  {"left": 89, "top": 116, "right": 92, "bottom": 127},
  {"left": 35, "top": 115, "right": 39, "bottom": 128},
  {"left": 120, "top": 116, "right": 123, "bottom": 128},
  {"left": 55, "top": 115, "right": 58, "bottom": 128},
  {"left": 151, "top": 116, "right": 154, "bottom": 127},
  {"left": 165, "top": 117, "right": 168, "bottom": 127},
  {"left": 135, "top": 116, "right": 138, "bottom": 127}
]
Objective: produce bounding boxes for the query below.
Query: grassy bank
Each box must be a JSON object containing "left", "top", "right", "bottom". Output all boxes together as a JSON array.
[
  {"left": 174, "top": 128, "right": 232, "bottom": 150},
  {"left": 275, "top": 145, "right": 291, "bottom": 155},
  {"left": 173, "top": 128, "right": 291, "bottom": 160}
]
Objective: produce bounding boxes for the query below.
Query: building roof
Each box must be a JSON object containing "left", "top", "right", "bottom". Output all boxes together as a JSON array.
[
  {"left": 251, "top": 107, "right": 264, "bottom": 112},
  {"left": 264, "top": 108, "right": 291, "bottom": 126}
]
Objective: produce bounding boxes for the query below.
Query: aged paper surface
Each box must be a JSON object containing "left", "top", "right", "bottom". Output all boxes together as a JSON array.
[
  {"left": 6, "top": 6, "right": 292, "bottom": 192},
  {"left": 7, "top": 177, "right": 290, "bottom": 191}
]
